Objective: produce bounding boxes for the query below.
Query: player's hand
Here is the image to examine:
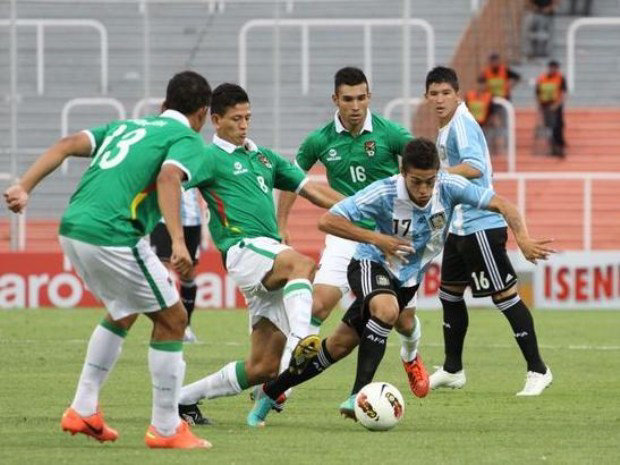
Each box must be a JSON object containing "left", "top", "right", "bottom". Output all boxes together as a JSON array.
[
  {"left": 3, "top": 184, "right": 29, "bottom": 213},
  {"left": 375, "top": 234, "right": 415, "bottom": 265},
  {"left": 518, "top": 237, "right": 556, "bottom": 264},
  {"left": 171, "top": 241, "right": 193, "bottom": 277}
]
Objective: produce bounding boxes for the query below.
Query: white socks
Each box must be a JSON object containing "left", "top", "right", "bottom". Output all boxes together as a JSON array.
[
  {"left": 148, "top": 342, "right": 184, "bottom": 436},
  {"left": 399, "top": 315, "right": 422, "bottom": 363},
  {"left": 282, "top": 279, "right": 313, "bottom": 340},
  {"left": 71, "top": 322, "right": 126, "bottom": 417},
  {"left": 179, "top": 361, "right": 246, "bottom": 405}
]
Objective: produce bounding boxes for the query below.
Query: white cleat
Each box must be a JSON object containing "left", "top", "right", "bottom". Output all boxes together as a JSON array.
[
  {"left": 183, "top": 326, "right": 198, "bottom": 344},
  {"left": 429, "top": 366, "right": 466, "bottom": 390},
  {"left": 516, "top": 368, "right": 553, "bottom": 396}
]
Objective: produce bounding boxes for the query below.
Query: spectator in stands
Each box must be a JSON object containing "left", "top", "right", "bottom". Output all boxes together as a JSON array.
[
  {"left": 569, "top": 0, "right": 593, "bottom": 16},
  {"left": 466, "top": 76, "right": 497, "bottom": 152},
  {"left": 479, "top": 53, "right": 521, "bottom": 153},
  {"left": 525, "top": 0, "right": 559, "bottom": 59},
  {"left": 536, "top": 59, "right": 567, "bottom": 157}
]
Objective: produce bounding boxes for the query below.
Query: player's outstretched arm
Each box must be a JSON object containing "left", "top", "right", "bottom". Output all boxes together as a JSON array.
[
  {"left": 276, "top": 190, "right": 297, "bottom": 245},
  {"left": 156, "top": 164, "right": 192, "bottom": 276},
  {"left": 298, "top": 181, "right": 345, "bottom": 209},
  {"left": 446, "top": 163, "right": 482, "bottom": 179},
  {"left": 4, "top": 132, "right": 92, "bottom": 213},
  {"left": 319, "top": 212, "right": 413, "bottom": 264},
  {"left": 486, "top": 194, "right": 556, "bottom": 264}
]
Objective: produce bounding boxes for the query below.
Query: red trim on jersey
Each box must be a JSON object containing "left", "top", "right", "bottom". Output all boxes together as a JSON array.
[{"left": 209, "top": 189, "right": 228, "bottom": 227}]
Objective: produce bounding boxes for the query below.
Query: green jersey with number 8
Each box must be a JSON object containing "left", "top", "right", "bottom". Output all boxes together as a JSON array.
[
  {"left": 296, "top": 111, "right": 412, "bottom": 229},
  {"left": 59, "top": 110, "right": 205, "bottom": 247},
  {"left": 186, "top": 136, "right": 307, "bottom": 254}
]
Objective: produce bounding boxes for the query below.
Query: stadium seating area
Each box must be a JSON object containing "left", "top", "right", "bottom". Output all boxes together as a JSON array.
[{"left": 1, "top": 0, "right": 619, "bottom": 252}]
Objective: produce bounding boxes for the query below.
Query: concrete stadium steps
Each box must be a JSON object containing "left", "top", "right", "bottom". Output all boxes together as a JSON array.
[{"left": 491, "top": 108, "right": 620, "bottom": 172}]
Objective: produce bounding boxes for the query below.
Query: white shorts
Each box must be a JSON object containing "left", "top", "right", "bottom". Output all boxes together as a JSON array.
[
  {"left": 226, "top": 237, "right": 291, "bottom": 334},
  {"left": 314, "top": 234, "right": 418, "bottom": 308},
  {"left": 60, "top": 236, "right": 179, "bottom": 320},
  {"left": 314, "top": 234, "right": 359, "bottom": 294}
]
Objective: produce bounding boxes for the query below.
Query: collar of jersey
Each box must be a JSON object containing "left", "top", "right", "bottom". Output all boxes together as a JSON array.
[
  {"left": 212, "top": 134, "right": 259, "bottom": 154},
  {"left": 438, "top": 101, "right": 468, "bottom": 135},
  {"left": 334, "top": 110, "right": 373, "bottom": 134},
  {"left": 160, "top": 109, "right": 191, "bottom": 128},
  {"left": 396, "top": 174, "right": 432, "bottom": 210}
]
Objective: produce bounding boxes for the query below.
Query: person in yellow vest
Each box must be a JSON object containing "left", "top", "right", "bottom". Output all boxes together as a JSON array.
[
  {"left": 536, "top": 60, "right": 567, "bottom": 157},
  {"left": 479, "top": 54, "right": 521, "bottom": 154},
  {"left": 466, "top": 76, "right": 500, "bottom": 153},
  {"left": 480, "top": 53, "right": 521, "bottom": 101}
]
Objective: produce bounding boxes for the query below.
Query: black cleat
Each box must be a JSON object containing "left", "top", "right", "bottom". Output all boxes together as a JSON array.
[{"left": 178, "top": 403, "right": 213, "bottom": 426}]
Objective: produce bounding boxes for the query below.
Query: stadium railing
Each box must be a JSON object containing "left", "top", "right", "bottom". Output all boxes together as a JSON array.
[
  {"left": 0, "top": 18, "right": 109, "bottom": 95},
  {"left": 59, "top": 97, "right": 126, "bottom": 174},
  {"left": 567, "top": 17, "right": 620, "bottom": 93}
]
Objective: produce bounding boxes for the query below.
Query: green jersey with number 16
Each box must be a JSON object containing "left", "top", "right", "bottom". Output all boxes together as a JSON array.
[
  {"left": 186, "top": 135, "right": 307, "bottom": 254},
  {"left": 59, "top": 110, "right": 206, "bottom": 247},
  {"left": 296, "top": 111, "right": 412, "bottom": 229}
]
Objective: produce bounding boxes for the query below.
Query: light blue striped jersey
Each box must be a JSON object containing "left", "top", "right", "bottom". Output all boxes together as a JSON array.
[
  {"left": 436, "top": 102, "right": 505, "bottom": 235},
  {"left": 330, "top": 172, "right": 494, "bottom": 286},
  {"left": 160, "top": 187, "right": 202, "bottom": 227}
]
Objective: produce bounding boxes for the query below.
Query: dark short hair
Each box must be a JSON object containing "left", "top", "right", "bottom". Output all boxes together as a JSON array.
[
  {"left": 425, "top": 66, "right": 459, "bottom": 93},
  {"left": 489, "top": 52, "right": 500, "bottom": 61},
  {"left": 548, "top": 60, "right": 560, "bottom": 68},
  {"left": 401, "top": 138, "right": 440, "bottom": 171},
  {"left": 334, "top": 67, "right": 369, "bottom": 94},
  {"left": 164, "top": 71, "right": 212, "bottom": 115},
  {"left": 210, "top": 83, "right": 250, "bottom": 116}
]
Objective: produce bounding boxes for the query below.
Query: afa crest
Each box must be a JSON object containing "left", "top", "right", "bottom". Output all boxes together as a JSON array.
[
  {"left": 429, "top": 212, "right": 446, "bottom": 230},
  {"left": 364, "top": 140, "right": 376, "bottom": 157}
]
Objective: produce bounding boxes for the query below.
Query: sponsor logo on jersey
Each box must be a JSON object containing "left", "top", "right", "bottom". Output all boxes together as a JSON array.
[
  {"left": 233, "top": 161, "right": 248, "bottom": 175},
  {"left": 376, "top": 274, "right": 390, "bottom": 286},
  {"left": 326, "top": 148, "right": 341, "bottom": 162},
  {"left": 364, "top": 140, "right": 376, "bottom": 157},
  {"left": 429, "top": 211, "right": 446, "bottom": 230},
  {"left": 257, "top": 153, "right": 272, "bottom": 168}
]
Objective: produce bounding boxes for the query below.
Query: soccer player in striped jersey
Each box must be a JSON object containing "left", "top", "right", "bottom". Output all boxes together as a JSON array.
[
  {"left": 151, "top": 187, "right": 203, "bottom": 343},
  {"left": 425, "top": 66, "right": 553, "bottom": 396},
  {"left": 4, "top": 71, "right": 212, "bottom": 448},
  {"left": 247, "top": 138, "right": 554, "bottom": 425}
]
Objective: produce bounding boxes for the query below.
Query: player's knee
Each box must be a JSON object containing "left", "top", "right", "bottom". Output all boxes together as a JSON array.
[
  {"left": 312, "top": 296, "right": 333, "bottom": 321},
  {"left": 368, "top": 297, "right": 399, "bottom": 326},
  {"left": 292, "top": 253, "right": 316, "bottom": 278},
  {"left": 394, "top": 310, "right": 414, "bottom": 335}
]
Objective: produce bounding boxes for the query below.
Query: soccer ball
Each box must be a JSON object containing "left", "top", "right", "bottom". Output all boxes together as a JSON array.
[{"left": 353, "top": 382, "right": 405, "bottom": 431}]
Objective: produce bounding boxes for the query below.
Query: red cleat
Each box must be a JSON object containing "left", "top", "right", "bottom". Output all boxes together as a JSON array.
[
  {"left": 61, "top": 407, "right": 119, "bottom": 442},
  {"left": 403, "top": 354, "right": 430, "bottom": 398}
]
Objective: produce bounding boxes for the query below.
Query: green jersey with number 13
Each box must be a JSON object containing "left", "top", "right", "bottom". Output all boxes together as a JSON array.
[{"left": 59, "top": 111, "right": 205, "bottom": 247}]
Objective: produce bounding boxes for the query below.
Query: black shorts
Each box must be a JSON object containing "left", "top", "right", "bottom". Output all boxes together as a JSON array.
[
  {"left": 441, "top": 227, "right": 517, "bottom": 297},
  {"left": 343, "top": 259, "right": 419, "bottom": 337},
  {"left": 150, "top": 223, "right": 202, "bottom": 265}
]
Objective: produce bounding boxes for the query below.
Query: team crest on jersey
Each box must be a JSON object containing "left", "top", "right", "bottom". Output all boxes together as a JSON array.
[
  {"left": 376, "top": 274, "right": 390, "bottom": 286},
  {"left": 364, "top": 140, "right": 376, "bottom": 157},
  {"left": 257, "top": 153, "right": 272, "bottom": 168},
  {"left": 429, "top": 211, "right": 446, "bottom": 230}
]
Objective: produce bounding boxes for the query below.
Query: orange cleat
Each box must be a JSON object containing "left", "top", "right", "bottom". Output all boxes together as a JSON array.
[
  {"left": 61, "top": 407, "right": 119, "bottom": 442},
  {"left": 403, "top": 354, "right": 430, "bottom": 398},
  {"left": 145, "top": 420, "right": 212, "bottom": 449}
]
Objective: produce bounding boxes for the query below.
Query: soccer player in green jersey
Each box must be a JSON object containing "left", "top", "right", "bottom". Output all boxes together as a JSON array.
[
  {"left": 177, "top": 83, "right": 343, "bottom": 424},
  {"left": 4, "top": 71, "right": 213, "bottom": 449},
  {"left": 276, "top": 67, "right": 430, "bottom": 412}
]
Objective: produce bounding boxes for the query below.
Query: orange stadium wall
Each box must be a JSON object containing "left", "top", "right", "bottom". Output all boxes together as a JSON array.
[
  {"left": 2, "top": 250, "right": 620, "bottom": 310},
  {"left": 413, "top": 0, "right": 524, "bottom": 138}
]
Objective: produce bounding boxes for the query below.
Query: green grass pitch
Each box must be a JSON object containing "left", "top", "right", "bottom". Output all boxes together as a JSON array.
[{"left": 1, "top": 308, "right": 619, "bottom": 465}]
